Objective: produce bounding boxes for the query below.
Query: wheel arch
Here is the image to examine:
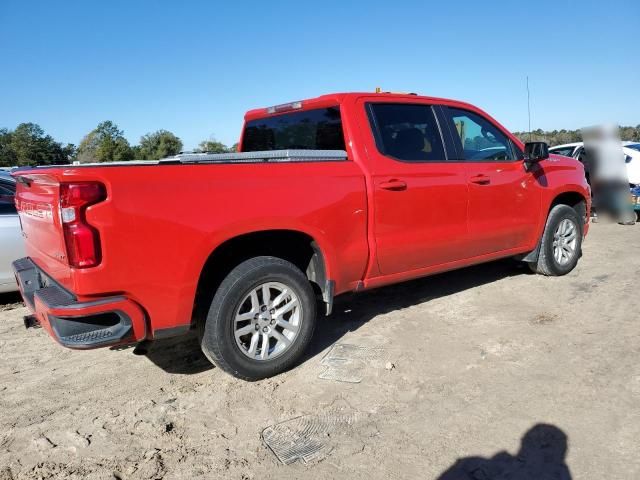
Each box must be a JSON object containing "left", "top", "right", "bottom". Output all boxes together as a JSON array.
[
  {"left": 549, "top": 190, "right": 588, "bottom": 223},
  {"left": 191, "top": 229, "right": 334, "bottom": 330},
  {"left": 520, "top": 189, "right": 588, "bottom": 263}
]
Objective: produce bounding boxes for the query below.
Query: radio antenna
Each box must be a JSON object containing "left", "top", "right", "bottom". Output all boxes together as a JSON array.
[{"left": 527, "top": 76, "right": 532, "bottom": 142}]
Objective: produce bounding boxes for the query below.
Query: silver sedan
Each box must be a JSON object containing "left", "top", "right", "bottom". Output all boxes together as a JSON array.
[{"left": 0, "top": 170, "right": 25, "bottom": 293}]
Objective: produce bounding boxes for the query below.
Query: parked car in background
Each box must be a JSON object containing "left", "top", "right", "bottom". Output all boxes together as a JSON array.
[
  {"left": 624, "top": 141, "right": 640, "bottom": 177},
  {"left": 548, "top": 143, "right": 583, "bottom": 159},
  {"left": 0, "top": 171, "right": 24, "bottom": 293},
  {"left": 12, "top": 92, "right": 590, "bottom": 380},
  {"left": 549, "top": 141, "right": 640, "bottom": 185}
]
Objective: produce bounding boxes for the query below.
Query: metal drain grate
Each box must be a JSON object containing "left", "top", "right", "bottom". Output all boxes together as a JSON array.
[
  {"left": 262, "top": 410, "right": 358, "bottom": 464},
  {"left": 326, "top": 344, "right": 385, "bottom": 361},
  {"left": 319, "top": 344, "right": 385, "bottom": 383}
]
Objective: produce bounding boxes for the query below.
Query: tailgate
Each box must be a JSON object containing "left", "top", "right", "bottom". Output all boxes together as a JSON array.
[{"left": 13, "top": 172, "right": 72, "bottom": 286}]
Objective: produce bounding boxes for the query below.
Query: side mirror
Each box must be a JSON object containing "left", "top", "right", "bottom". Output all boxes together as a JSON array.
[{"left": 524, "top": 142, "right": 549, "bottom": 164}]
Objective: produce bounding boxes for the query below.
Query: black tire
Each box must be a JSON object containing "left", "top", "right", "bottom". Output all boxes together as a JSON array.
[
  {"left": 529, "top": 204, "right": 583, "bottom": 276},
  {"left": 200, "top": 256, "right": 316, "bottom": 380}
]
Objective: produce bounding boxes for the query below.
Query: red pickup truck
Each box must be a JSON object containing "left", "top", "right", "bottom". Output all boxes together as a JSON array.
[{"left": 12, "top": 92, "right": 590, "bottom": 380}]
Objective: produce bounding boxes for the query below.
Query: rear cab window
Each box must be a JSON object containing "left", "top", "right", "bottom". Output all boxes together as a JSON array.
[
  {"left": 242, "top": 107, "right": 346, "bottom": 152},
  {"left": 366, "top": 103, "right": 446, "bottom": 162}
]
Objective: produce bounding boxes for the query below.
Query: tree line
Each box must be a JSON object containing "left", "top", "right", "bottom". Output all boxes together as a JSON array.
[
  {"left": 2, "top": 121, "right": 639, "bottom": 168},
  {"left": 0, "top": 121, "right": 237, "bottom": 167},
  {"left": 513, "top": 125, "right": 640, "bottom": 146}
]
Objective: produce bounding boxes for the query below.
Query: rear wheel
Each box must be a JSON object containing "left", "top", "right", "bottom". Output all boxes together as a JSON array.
[
  {"left": 200, "top": 256, "right": 316, "bottom": 380},
  {"left": 529, "top": 204, "right": 583, "bottom": 276}
]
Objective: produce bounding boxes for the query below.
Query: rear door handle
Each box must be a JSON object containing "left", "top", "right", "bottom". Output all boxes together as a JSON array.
[
  {"left": 470, "top": 175, "right": 490, "bottom": 185},
  {"left": 379, "top": 179, "right": 407, "bottom": 191}
]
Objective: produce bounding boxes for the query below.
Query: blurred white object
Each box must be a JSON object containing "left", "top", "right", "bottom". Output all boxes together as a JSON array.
[
  {"left": 582, "top": 124, "right": 628, "bottom": 183},
  {"left": 580, "top": 125, "right": 635, "bottom": 223}
]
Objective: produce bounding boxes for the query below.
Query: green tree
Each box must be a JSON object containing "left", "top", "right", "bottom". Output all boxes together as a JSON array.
[
  {"left": 61, "top": 143, "right": 77, "bottom": 163},
  {"left": 138, "top": 129, "right": 183, "bottom": 160},
  {"left": 620, "top": 125, "right": 640, "bottom": 141},
  {"left": 77, "top": 121, "right": 133, "bottom": 163},
  {"left": 0, "top": 129, "right": 17, "bottom": 167},
  {"left": 130, "top": 145, "right": 142, "bottom": 159},
  {"left": 0, "top": 123, "right": 74, "bottom": 167},
  {"left": 196, "top": 137, "right": 232, "bottom": 153}
]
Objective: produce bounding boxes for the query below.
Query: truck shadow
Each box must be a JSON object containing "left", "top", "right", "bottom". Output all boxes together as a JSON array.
[
  {"left": 144, "top": 258, "right": 529, "bottom": 375},
  {"left": 304, "top": 258, "right": 529, "bottom": 362},
  {"left": 144, "top": 333, "right": 213, "bottom": 374},
  {"left": 0, "top": 291, "right": 23, "bottom": 307}
]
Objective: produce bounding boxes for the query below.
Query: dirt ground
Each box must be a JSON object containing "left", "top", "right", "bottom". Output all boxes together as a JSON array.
[{"left": 0, "top": 222, "right": 638, "bottom": 479}]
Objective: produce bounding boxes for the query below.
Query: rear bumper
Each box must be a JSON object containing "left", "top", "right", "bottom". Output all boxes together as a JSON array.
[{"left": 12, "top": 257, "right": 147, "bottom": 349}]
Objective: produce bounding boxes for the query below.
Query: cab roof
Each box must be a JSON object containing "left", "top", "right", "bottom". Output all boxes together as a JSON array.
[{"left": 244, "top": 92, "right": 479, "bottom": 122}]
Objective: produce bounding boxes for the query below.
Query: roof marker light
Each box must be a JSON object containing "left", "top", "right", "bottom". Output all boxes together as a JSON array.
[{"left": 266, "top": 101, "right": 303, "bottom": 114}]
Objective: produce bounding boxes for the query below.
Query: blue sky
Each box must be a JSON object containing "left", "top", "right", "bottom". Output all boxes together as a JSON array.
[{"left": 2, "top": 0, "right": 638, "bottom": 150}]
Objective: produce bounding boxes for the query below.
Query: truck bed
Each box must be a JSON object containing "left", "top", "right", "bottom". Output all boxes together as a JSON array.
[
  {"left": 13, "top": 154, "right": 369, "bottom": 335},
  {"left": 17, "top": 150, "right": 348, "bottom": 170}
]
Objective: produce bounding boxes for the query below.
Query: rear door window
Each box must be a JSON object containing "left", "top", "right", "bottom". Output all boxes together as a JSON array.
[
  {"left": 242, "top": 107, "right": 345, "bottom": 151},
  {"left": 367, "top": 103, "right": 446, "bottom": 162},
  {"left": 444, "top": 107, "right": 515, "bottom": 161}
]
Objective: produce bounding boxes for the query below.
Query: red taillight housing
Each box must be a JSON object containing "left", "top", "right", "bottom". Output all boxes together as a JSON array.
[{"left": 59, "top": 182, "right": 106, "bottom": 268}]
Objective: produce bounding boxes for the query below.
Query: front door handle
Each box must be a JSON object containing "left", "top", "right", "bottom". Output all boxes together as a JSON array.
[
  {"left": 470, "top": 175, "right": 491, "bottom": 185},
  {"left": 379, "top": 179, "right": 407, "bottom": 191}
]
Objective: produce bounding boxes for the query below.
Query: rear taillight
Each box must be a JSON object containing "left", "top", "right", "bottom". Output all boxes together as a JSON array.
[{"left": 59, "top": 182, "right": 106, "bottom": 268}]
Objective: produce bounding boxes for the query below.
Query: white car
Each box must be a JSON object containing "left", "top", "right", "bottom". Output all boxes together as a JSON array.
[
  {"left": 549, "top": 141, "right": 640, "bottom": 185},
  {"left": 0, "top": 171, "right": 25, "bottom": 293},
  {"left": 624, "top": 142, "right": 640, "bottom": 184}
]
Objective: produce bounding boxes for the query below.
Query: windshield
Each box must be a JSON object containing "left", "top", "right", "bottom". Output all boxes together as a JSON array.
[{"left": 242, "top": 107, "right": 345, "bottom": 152}]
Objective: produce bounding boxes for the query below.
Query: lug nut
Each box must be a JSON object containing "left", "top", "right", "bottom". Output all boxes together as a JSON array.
[
  {"left": 270, "top": 319, "right": 276, "bottom": 325},
  {"left": 270, "top": 309, "right": 275, "bottom": 314},
  {"left": 261, "top": 306, "right": 267, "bottom": 312},
  {"left": 255, "top": 324, "right": 260, "bottom": 330},
  {"left": 262, "top": 327, "right": 268, "bottom": 333}
]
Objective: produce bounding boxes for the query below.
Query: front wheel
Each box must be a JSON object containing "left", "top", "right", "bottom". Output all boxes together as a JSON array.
[
  {"left": 529, "top": 204, "right": 583, "bottom": 276},
  {"left": 200, "top": 256, "right": 317, "bottom": 380}
]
